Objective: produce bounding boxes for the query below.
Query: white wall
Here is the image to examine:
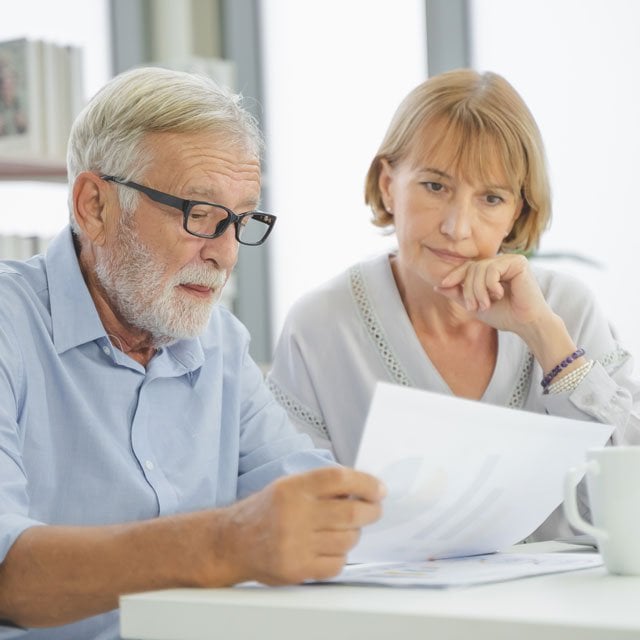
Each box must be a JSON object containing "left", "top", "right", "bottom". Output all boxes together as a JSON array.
[
  {"left": 471, "top": 0, "right": 640, "bottom": 367},
  {"left": 260, "top": 0, "right": 427, "bottom": 341}
]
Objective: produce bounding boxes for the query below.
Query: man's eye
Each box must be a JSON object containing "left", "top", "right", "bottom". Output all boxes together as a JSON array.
[{"left": 189, "top": 209, "right": 213, "bottom": 221}]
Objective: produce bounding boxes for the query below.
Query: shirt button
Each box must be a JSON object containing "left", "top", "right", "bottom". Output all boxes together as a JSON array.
[
  {"left": 145, "top": 460, "right": 155, "bottom": 471},
  {"left": 102, "top": 346, "right": 110, "bottom": 355}
]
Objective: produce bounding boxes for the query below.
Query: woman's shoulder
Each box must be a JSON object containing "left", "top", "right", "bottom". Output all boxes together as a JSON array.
[
  {"left": 285, "top": 253, "right": 391, "bottom": 323},
  {"left": 530, "top": 260, "right": 599, "bottom": 311}
]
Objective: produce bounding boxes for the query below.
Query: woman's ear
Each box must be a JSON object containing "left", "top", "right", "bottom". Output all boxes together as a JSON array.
[
  {"left": 378, "top": 158, "right": 394, "bottom": 214},
  {"left": 72, "top": 172, "right": 111, "bottom": 245},
  {"left": 515, "top": 192, "right": 530, "bottom": 222}
]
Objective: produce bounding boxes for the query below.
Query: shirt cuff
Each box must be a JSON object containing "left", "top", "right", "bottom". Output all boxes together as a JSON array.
[
  {"left": 543, "top": 361, "right": 630, "bottom": 432},
  {"left": 0, "top": 514, "right": 46, "bottom": 562}
]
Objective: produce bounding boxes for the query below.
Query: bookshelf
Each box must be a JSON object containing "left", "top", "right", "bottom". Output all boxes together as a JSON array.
[
  {"left": 0, "top": 37, "right": 82, "bottom": 178},
  {"left": 0, "top": 157, "right": 66, "bottom": 181}
]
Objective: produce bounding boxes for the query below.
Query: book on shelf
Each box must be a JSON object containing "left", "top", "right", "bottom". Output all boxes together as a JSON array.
[
  {"left": 0, "top": 38, "right": 45, "bottom": 160},
  {"left": 0, "top": 37, "right": 84, "bottom": 165}
]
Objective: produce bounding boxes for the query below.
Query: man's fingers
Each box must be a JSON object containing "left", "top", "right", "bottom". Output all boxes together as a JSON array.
[
  {"left": 297, "top": 467, "right": 386, "bottom": 503},
  {"left": 314, "top": 497, "right": 383, "bottom": 531}
]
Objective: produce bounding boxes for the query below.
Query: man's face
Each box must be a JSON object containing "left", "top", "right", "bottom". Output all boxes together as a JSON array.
[{"left": 95, "top": 131, "right": 261, "bottom": 345}]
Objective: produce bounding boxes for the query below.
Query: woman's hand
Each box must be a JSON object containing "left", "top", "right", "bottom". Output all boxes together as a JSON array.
[
  {"left": 435, "top": 253, "right": 584, "bottom": 376},
  {"left": 434, "top": 254, "right": 552, "bottom": 335}
]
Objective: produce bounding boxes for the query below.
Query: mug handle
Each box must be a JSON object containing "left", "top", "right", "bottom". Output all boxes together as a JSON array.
[{"left": 563, "top": 460, "right": 609, "bottom": 541}]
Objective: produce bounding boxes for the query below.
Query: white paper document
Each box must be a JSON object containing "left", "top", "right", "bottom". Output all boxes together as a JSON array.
[
  {"left": 327, "top": 552, "right": 603, "bottom": 588},
  {"left": 350, "top": 383, "right": 613, "bottom": 563}
]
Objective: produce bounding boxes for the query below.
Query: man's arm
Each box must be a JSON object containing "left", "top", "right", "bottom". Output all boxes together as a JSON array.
[{"left": 0, "top": 467, "right": 384, "bottom": 628}]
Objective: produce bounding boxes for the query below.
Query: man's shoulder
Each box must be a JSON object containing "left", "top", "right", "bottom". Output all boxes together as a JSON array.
[{"left": 0, "top": 256, "right": 48, "bottom": 316}]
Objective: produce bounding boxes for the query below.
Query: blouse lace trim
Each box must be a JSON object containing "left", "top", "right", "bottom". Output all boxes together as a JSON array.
[
  {"left": 508, "top": 352, "right": 534, "bottom": 408},
  {"left": 350, "top": 262, "right": 535, "bottom": 408},
  {"left": 266, "top": 378, "right": 330, "bottom": 439},
  {"left": 273, "top": 261, "right": 626, "bottom": 435},
  {"left": 599, "top": 343, "right": 630, "bottom": 370},
  {"left": 349, "top": 264, "right": 412, "bottom": 387}
]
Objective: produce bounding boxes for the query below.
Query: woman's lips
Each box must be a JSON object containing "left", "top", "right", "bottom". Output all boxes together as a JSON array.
[{"left": 428, "top": 247, "right": 468, "bottom": 264}]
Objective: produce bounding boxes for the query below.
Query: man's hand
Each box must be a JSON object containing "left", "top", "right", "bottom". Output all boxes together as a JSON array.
[
  {"left": 210, "top": 467, "right": 385, "bottom": 586},
  {"left": 0, "top": 468, "right": 384, "bottom": 627}
]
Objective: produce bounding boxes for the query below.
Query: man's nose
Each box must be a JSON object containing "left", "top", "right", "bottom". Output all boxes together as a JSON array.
[{"left": 199, "top": 224, "right": 238, "bottom": 270}]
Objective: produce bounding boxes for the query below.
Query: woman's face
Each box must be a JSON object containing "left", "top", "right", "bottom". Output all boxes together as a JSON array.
[{"left": 379, "top": 125, "right": 523, "bottom": 289}]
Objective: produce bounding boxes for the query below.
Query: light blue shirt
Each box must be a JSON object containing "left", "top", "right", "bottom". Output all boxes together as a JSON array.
[{"left": 0, "top": 227, "right": 333, "bottom": 639}]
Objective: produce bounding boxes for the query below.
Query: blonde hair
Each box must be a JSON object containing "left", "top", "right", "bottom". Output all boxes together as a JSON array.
[
  {"left": 67, "top": 66, "right": 263, "bottom": 226},
  {"left": 364, "top": 69, "right": 551, "bottom": 253}
]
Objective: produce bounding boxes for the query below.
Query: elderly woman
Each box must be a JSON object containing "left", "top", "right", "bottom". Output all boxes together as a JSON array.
[{"left": 267, "top": 69, "right": 640, "bottom": 539}]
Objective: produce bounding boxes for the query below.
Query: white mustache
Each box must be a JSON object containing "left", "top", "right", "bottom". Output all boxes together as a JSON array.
[{"left": 175, "top": 266, "right": 228, "bottom": 290}]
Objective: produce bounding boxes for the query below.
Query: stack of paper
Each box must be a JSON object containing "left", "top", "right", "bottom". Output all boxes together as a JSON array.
[
  {"left": 328, "top": 552, "right": 603, "bottom": 588},
  {"left": 350, "top": 382, "right": 613, "bottom": 564}
]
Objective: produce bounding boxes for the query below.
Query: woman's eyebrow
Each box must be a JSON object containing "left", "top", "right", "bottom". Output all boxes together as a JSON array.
[{"left": 418, "top": 167, "right": 453, "bottom": 179}]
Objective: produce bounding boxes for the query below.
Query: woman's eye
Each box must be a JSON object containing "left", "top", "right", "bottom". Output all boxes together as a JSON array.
[
  {"left": 485, "top": 194, "right": 504, "bottom": 205},
  {"left": 423, "top": 181, "right": 444, "bottom": 193}
]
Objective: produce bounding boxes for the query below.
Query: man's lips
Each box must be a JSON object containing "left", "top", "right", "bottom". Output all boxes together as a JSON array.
[{"left": 178, "top": 283, "right": 214, "bottom": 297}]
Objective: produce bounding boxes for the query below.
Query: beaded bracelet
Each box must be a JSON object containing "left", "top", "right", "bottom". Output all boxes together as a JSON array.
[
  {"left": 540, "top": 347, "right": 586, "bottom": 389},
  {"left": 545, "top": 360, "right": 594, "bottom": 395}
]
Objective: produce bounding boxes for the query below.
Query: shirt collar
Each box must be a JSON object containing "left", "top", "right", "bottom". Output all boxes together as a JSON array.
[
  {"left": 47, "top": 226, "right": 109, "bottom": 354},
  {"left": 46, "top": 227, "right": 207, "bottom": 377}
]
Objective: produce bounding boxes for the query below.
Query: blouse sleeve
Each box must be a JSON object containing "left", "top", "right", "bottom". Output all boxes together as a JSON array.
[
  {"left": 538, "top": 269, "right": 640, "bottom": 444},
  {"left": 267, "top": 301, "right": 335, "bottom": 456}
]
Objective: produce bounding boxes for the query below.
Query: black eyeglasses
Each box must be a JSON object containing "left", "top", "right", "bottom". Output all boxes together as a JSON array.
[{"left": 101, "top": 175, "right": 276, "bottom": 246}]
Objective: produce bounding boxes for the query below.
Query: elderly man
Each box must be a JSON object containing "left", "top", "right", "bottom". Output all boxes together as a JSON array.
[{"left": 0, "top": 67, "right": 384, "bottom": 639}]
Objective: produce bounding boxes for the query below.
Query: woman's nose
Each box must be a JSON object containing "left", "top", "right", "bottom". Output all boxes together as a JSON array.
[{"left": 440, "top": 198, "right": 473, "bottom": 240}]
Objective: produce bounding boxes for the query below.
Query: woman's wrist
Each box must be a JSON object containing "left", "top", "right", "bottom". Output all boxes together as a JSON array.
[
  {"left": 516, "top": 312, "right": 576, "bottom": 369},
  {"left": 516, "top": 311, "right": 591, "bottom": 391}
]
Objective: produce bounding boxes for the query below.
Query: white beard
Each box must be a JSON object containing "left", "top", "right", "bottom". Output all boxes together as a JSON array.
[{"left": 94, "top": 218, "right": 228, "bottom": 346}]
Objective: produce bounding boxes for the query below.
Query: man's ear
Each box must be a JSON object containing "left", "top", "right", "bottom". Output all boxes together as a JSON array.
[{"left": 72, "top": 172, "right": 112, "bottom": 245}]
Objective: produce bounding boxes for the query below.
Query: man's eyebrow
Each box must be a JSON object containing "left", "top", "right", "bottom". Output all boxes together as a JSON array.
[
  {"left": 238, "top": 200, "right": 262, "bottom": 212},
  {"left": 185, "top": 188, "right": 261, "bottom": 210}
]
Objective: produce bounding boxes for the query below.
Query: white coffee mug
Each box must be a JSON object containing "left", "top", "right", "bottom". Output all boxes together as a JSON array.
[{"left": 564, "top": 446, "right": 640, "bottom": 575}]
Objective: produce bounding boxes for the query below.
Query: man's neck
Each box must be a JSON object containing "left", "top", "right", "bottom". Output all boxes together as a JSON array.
[{"left": 75, "top": 236, "right": 159, "bottom": 367}]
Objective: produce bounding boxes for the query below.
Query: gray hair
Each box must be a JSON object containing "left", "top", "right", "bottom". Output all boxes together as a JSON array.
[{"left": 67, "top": 66, "right": 263, "bottom": 230}]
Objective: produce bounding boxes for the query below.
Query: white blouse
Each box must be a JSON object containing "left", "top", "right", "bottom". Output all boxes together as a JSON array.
[{"left": 268, "top": 253, "right": 640, "bottom": 539}]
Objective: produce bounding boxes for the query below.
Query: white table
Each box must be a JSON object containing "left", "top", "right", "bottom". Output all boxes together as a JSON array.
[{"left": 120, "top": 544, "right": 640, "bottom": 640}]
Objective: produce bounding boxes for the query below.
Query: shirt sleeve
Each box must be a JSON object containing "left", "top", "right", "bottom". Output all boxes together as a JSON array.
[
  {"left": 0, "top": 321, "right": 45, "bottom": 563},
  {"left": 235, "top": 334, "right": 335, "bottom": 500}
]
